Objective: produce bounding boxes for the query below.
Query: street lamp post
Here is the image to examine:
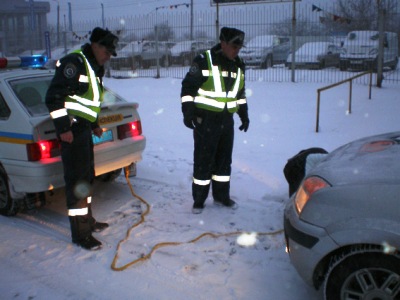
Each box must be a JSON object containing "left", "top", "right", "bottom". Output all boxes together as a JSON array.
[{"left": 52, "top": 0, "right": 60, "bottom": 46}]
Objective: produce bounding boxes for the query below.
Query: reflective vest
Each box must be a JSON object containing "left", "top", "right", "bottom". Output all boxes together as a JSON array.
[
  {"left": 64, "top": 50, "right": 102, "bottom": 122},
  {"left": 194, "top": 50, "right": 245, "bottom": 113}
]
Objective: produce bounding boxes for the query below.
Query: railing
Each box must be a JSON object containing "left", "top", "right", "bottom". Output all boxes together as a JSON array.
[{"left": 315, "top": 71, "right": 373, "bottom": 132}]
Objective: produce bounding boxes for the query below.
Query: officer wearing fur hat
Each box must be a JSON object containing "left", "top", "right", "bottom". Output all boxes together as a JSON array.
[
  {"left": 181, "top": 27, "right": 250, "bottom": 214},
  {"left": 46, "top": 27, "right": 118, "bottom": 250}
]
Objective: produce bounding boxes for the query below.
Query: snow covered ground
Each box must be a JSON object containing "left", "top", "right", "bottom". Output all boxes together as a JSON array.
[{"left": 1, "top": 68, "right": 399, "bottom": 300}]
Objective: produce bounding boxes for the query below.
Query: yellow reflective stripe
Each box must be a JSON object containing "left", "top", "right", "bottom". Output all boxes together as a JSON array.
[
  {"left": 69, "top": 94, "right": 101, "bottom": 107},
  {"left": 221, "top": 71, "right": 229, "bottom": 77},
  {"left": 68, "top": 207, "right": 88, "bottom": 216},
  {"left": 198, "top": 88, "right": 226, "bottom": 98},
  {"left": 227, "top": 68, "right": 242, "bottom": 98},
  {"left": 80, "top": 55, "right": 100, "bottom": 105},
  {"left": 79, "top": 75, "right": 89, "bottom": 83},
  {"left": 206, "top": 51, "right": 223, "bottom": 95},
  {"left": 194, "top": 96, "right": 225, "bottom": 109},
  {"left": 193, "top": 178, "right": 211, "bottom": 186},
  {"left": 212, "top": 175, "right": 230, "bottom": 182},
  {"left": 56, "top": 60, "right": 61, "bottom": 67},
  {"left": 227, "top": 101, "right": 238, "bottom": 109},
  {"left": 87, "top": 196, "right": 92, "bottom": 204},
  {"left": 202, "top": 70, "right": 210, "bottom": 76},
  {"left": 237, "top": 98, "right": 247, "bottom": 105},
  {"left": 65, "top": 102, "right": 97, "bottom": 118},
  {"left": 181, "top": 95, "right": 194, "bottom": 103},
  {"left": 231, "top": 72, "right": 237, "bottom": 79},
  {"left": 50, "top": 108, "right": 68, "bottom": 119}
]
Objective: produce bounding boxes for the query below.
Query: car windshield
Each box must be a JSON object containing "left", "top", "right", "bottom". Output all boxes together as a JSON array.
[
  {"left": 9, "top": 75, "right": 125, "bottom": 117},
  {"left": 246, "top": 36, "right": 274, "bottom": 47},
  {"left": 297, "top": 43, "right": 329, "bottom": 55}
]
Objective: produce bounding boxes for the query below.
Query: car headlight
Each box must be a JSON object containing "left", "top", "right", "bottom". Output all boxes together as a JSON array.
[{"left": 294, "top": 176, "right": 331, "bottom": 214}]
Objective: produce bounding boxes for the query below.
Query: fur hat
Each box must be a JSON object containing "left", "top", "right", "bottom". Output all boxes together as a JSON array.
[
  {"left": 90, "top": 27, "right": 119, "bottom": 57},
  {"left": 219, "top": 27, "right": 245, "bottom": 46}
]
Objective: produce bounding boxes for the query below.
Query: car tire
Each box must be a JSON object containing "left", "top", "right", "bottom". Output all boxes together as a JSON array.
[
  {"left": 261, "top": 55, "right": 273, "bottom": 69},
  {"left": 96, "top": 168, "right": 123, "bottom": 182},
  {"left": 0, "top": 167, "right": 18, "bottom": 216},
  {"left": 324, "top": 247, "right": 400, "bottom": 300}
]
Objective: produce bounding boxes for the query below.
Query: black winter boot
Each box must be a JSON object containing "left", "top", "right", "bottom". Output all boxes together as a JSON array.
[{"left": 69, "top": 216, "right": 102, "bottom": 251}]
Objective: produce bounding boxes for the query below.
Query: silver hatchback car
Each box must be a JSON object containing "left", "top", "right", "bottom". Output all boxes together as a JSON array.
[{"left": 284, "top": 131, "right": 400, "bottom": 300}]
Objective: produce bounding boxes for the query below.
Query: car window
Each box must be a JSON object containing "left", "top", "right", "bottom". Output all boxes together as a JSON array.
[
  {"left": 0, "top": 92, "right": 11, "bottom": 120},
  {"left": 9, "top": 76, "right": 52, "bottom": 117},
  {"left": 102, "top": 88, "right": 127, "bottom": 104}
]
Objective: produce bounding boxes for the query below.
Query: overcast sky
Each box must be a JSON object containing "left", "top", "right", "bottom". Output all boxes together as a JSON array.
[{"left": 47, "top": 0, "right": 334, "bottom": 25}]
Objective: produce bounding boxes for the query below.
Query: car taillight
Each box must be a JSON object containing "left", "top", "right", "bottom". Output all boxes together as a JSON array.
[
  {"left": 26, "top": 139, "right": 61, "bottom": 161},
  {"left": 294, "top": 176, "right": 330, "bottom": 214},
  {"left": 117, "top": 120, "right": 142, "bottom": 140}
]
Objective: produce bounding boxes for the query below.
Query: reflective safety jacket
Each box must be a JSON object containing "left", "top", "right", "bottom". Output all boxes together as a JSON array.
[
  {"left": 63, "top": 50, "right": 102, "bottom": 122},
  {"left": 194, "top": 50, "right": 245, "bottom": 113}
]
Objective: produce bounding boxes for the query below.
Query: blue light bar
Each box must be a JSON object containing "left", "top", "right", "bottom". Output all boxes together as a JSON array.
[
  {"left": 19, "top": 55, "right": 48, "bottom": 68},
  {"left": 0, "top": 55, "right": 48, "bottom": 69}
]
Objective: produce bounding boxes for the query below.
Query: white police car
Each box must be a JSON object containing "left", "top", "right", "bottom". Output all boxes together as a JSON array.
[{"left": 0, "top": 55, "right": 146, "bottom": 215}]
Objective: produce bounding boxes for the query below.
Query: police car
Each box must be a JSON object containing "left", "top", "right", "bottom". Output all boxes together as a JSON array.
[{"left": 0, "top": 55, "right": 146, "bottom": 215}]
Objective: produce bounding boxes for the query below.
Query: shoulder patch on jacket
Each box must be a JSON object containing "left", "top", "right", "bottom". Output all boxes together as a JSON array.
[
  {"left": 63, "top": 63, "right": 77, "bottom": 79},
  {"left": 189, "top": 63, "right": 200, "bottom": 75}
]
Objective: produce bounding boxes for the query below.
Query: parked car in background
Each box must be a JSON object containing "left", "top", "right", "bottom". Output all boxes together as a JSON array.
[
  {"left": 284, "top": 131, "right": 400, "bottom": 300},
  {"left": 141, "top": 41, "right": 173, "bottom": 69},
  {"left": 0, "top": 56, "right": 146, "bottom": 215},
  {"left": 286, "top": 42, "right": 341, "bottom": 69},
  {"left": 170, "top": 40, "right": 210, "bottom": 66},
  {"left": 110, "top": 41, "right": 143, "bottom": 70},
  {"left": 240, "top": 35, "right": 291, "bottom": 69},
  {"left": 340, "top": 30, "right": 399, "bottom": 71}
]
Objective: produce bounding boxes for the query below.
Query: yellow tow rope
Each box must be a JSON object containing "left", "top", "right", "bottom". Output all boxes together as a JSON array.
[{"left": 110, "top": 169, "right": 284, "bottom": 271}]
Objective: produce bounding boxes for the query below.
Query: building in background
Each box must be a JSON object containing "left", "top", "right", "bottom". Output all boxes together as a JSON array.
[{"left": 0, "top": 0, "right": 50, "bottom": 56}]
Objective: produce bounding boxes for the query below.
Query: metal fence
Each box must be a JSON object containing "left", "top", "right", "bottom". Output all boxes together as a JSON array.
[{"left": 15, "top": 4, "right": 400, "bottom": 85}]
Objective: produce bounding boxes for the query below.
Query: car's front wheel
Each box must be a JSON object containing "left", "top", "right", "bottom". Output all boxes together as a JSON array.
[{"left": 324, "top": 247, "right": 400, "bottom": 300}]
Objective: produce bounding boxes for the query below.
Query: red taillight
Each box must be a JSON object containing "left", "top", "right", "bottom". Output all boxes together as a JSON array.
[
  {"left": 26, "top": 139, "right": 61, "bottom": 161},
  {"left": 117, "top": 120, "right": 142, "bottom": 140}
]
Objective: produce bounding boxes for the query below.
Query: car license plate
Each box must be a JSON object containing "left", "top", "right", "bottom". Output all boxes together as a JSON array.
[
  {"left": 99, "top": 114, "right": 124, "bottom": 126},
  {"left": 93, "top": 130, "right": 113, "bottom": 145},
  {"left": 350, "top": 60, "right": 362, "bottom": 64}
]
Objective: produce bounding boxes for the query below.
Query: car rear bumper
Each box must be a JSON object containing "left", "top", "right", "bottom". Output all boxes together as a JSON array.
[
  {"left": 283, "top": 199, "right": 338, "bottom": 288},
  {"left": 4, "top": 158, "right": 65, "bottom": 195},
  {"left": 94, "top": 135, "right": 146, "bottom": 176},
  {"left": 3, "top": 135, "right": 146, "bottom": 195}
]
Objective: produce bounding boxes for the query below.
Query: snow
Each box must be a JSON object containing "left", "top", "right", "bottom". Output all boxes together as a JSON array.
[{"left": 1, "top": 70, "right": 399, "bottom": 300}]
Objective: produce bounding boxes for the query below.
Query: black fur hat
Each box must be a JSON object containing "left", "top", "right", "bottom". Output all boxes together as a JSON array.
[
  {"left": 90, "top": 27, "right": 119, "bottom": 56},
  {"left": 219, "top": 27, "right": 245, "bottom": 46}
]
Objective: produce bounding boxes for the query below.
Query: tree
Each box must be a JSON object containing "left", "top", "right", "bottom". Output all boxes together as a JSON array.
[{"left": 321, "top": 0, "right": 399, "bottom": 33}]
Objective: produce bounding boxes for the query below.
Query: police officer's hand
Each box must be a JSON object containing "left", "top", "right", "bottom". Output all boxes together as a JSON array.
[
  {"left": 239, "top": 117, "right": 250, "bottom": 132},
  {"left": 183, "top": 116, "right": 195, "bottom": 129},
  {"left": 60, "top": 131, "right": 74, "bottom": 143}
]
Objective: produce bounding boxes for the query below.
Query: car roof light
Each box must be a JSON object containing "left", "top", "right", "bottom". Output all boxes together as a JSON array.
[{"left": 0, "top": 55, "right": 48, "bottom": 69}]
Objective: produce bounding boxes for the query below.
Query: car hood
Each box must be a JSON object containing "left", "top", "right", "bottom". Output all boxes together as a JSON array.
[{"left": 308, "top": 131, "right": 400, "bottom": 186}]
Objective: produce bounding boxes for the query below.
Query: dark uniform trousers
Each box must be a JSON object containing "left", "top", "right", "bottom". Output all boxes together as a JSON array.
[
  {"left": 61, "top": 119, "right": 96, "bottom": 241},
  {"left": 192, "top": 109, "right": 234, "bottom": 206}
]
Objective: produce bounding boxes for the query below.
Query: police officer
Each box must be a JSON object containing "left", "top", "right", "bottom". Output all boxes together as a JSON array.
[
  {"left": 46, "top": 27, "right": 118, "bottom": 250},
  {"left": 181, "top": 27, "right": 250, "bottom": 214}
]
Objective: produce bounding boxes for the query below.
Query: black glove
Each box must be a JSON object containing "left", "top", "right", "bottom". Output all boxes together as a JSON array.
[
  {"left": 182, "top": 101, "right": 196, "bottom": 130},
  {"left": 238, "top": 103, "right": 249, "bottom": 132},
  {"left": 183, "top": 116, "right": 195, "bottom": 129},
  {"left": 239, "top": 117, "right": 250, "bottom": 132}
]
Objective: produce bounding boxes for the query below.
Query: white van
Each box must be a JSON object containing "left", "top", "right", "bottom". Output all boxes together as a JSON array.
[{"left": 339, "top": 30, "right": 398, "bottom": 71}]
